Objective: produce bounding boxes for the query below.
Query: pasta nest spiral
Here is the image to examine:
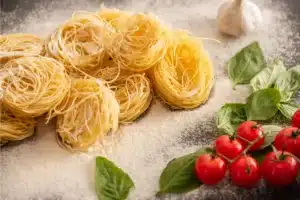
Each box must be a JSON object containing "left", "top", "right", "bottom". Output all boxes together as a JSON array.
[
  {"left": 0, "top": 105, "right": 36, "bottom": 146},
  {"left": 114, "top": 74, "right": 152, "bottom": 123},
  {"left": 46, "top": 11, "right": 111, "bottom": 75},
  {"left": 0, "top": 56, "right": 71, "bottom": 118},
  {"left": 149, "top": 30, "right": 214, "bottom": 109},
  {"left": 94, "top": 59, "right": 152, "bottom": 123},
  {"left": 102, "top": 12, "right": 170, "bottom": 72},
  {"left": 0, "top": 34, "right": 44, "bottom": 64},
  {"left": 98, "top": 7, "right": 132, "bottom": 29},
  {"left": 53, "top": 78, "right": 119, "bottom": 152}
]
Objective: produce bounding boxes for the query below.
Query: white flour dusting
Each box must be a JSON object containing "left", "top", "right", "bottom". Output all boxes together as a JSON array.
[{"left": 1, "top": 0, "right": 300, "bottom": 199}]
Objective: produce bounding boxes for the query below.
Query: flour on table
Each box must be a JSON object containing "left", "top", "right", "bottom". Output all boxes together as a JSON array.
[{"left": 1, "top": 0, "right": 299, "bottom": 199}]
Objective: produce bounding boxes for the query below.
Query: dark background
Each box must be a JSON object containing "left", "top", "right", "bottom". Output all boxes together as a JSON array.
[{"left": 1, "top": 0, "right": 300, "bottom": 199}]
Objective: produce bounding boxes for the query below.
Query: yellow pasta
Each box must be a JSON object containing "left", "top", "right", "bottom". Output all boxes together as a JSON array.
[
  {"left": 0, "top": 34, "right": 44, "bottom": 64},
  {"left": 94, "top": 59, "right": 152, "bottom": 123},
  {"left": 0, "top": 56, "right": 71, "bottom": 118},
  {"left": 149, "top": 30, "right": 214, "bottom": 109},
  {"left": 115, "top": 74, "right": 152, "bottom": 123},
  {"left": 102, "top": 12, "right": 170, "bottom": 72},
  {"left": 0, "top": 105, "right": 36, "bottom": 146},
  {"left": 46, "top": 11, "right": 111, "bottom": 76},
  {"left": 53, "top": 78, "right": 119, "bottom": 152}
]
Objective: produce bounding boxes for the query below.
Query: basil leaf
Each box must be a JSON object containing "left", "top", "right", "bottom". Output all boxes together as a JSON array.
[
  {"left": 245, "top": 88, "right": 281, "bottom": 121},
  {"left": 95, "top": 156, "right": 134, "bottom": 200},
  {"left": 158, "top": 147, "right": 210, "bottom": 194},
  {"left": 227, "top": 41, "right": 266, "bottom": 86},
  {"left": 274, "top": 65, "right": 300, "bottom": 102},
  {"left": 278, "top": 102, "right": 299, "bottom": 120},
  {"left": 216, "top": 103, "right": 247, "bottom": 135},
  {"left": 250, "top": 59, "right": 286, "bottom": 91},
  {"left": 260, "top": 125, "right": 282, "bottom": 149}
]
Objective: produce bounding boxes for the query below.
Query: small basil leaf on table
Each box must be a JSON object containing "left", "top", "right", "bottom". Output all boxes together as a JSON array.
[
  {"left": 278, "top": 102, "right": 299, "bottom": 120},
  {"left": 95, "top": 156, "right": 134, "bottom": 200},
  {"left": 158, "top": 147, "right": 210, "bottom": 195},
  {"left": 260, "top": 125, "right": 282, "bottom": 149},
  {"left": 245, "top": 88, "right": 281, "bottom": 121},
  {"left": 274, "top": 65, "right": 300, "bottom": 102},
  {"left": 227, "top": 41, "right": 266, "bottom": 86},
  {"left": 250, "top": 59, "right": 286, "bottom": 91},
  {"left": 216, "top": 103, "right": 247, "bottom": 135}
]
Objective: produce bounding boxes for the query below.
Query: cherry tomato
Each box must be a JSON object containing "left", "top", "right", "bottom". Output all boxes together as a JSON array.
[
  {"left": 261, "top": 151, "right": 300, "bottom": 187},
  {"left": 229, "top": 155, "right": 261, "bottom": 188},
  {"left": 274, "top": 127, "right": 300, "bottom": 158},
  {"left": 215, "top": 135, "right": 244, "bottom": 160},
  {"left": 292, "top": 109, "right": 300, "bottom": 128},
  {"left": 237, "top": 121, "right": 264, "bottom": 151},
  {"left": 195, "top": 154, "right": 227, "bottom": 185}
]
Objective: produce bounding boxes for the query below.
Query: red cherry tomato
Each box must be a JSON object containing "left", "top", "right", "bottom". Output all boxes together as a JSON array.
[
  {"left": 261, "top": 151, "right": 300, "bottom": 187},
  {"left": 229, "top": 155, "right": 261, "bottom": 188},
  {"left": 195, "top": 154, "right": 227, "bottom": 185},
  {"left": 292, "top": 109, "right": 300, "bottom": 128},
  {"left": 215, "top": 135, "right": 244, "bottom": 160},
  {"left": 274, "top": 127, "right": 300, "bottom": 158},
  {"left": 237, "top": 121, "right": 264, "bottom": 151}
]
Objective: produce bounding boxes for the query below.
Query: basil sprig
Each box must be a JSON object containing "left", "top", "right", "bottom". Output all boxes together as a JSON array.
[
  {"left": 95, "top": 156, "right": 134, "bottom": 200},
  {"left": 227, "top": 41, "right": 266, "bottom": 87}
]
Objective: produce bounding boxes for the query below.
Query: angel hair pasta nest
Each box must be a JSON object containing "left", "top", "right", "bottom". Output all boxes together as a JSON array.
[
  {"left": 149, "top": 30, "right": 214, "bottom": 109},
  {"left": 0, "top": 105, "right": 36, "bottom": 146},
  {"left": 0, "top": 34, "right": 44, "bottom": 64},
  {"left": 0, "top": 56, "right": 71, "bottom": 118},
  {"left": 53, "top": 78, "right": 120, "bottom": 151},
  {"left": 93, "top": 59, "right": 152, "bottom": 123},
  {"left": 46, "top": 11, "right": 111, "bottom": 76},
  {"left": 102, "top": 12, "right": 170, "bottom": 72}
]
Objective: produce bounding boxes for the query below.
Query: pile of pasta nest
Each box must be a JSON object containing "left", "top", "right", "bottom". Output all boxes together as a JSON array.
[{"left": 0, "top": 7, "right": 214, "bottom": 152}]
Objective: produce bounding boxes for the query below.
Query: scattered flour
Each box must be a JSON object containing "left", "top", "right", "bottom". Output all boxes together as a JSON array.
[{"left": 1, "top": 0, "right": 300, "bottom": 199}]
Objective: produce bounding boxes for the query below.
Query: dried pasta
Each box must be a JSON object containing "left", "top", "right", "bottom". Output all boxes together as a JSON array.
[
  {"left": 149, "top": 30, "right": 214, "bottom": 109},
  {"left": 0, "top": 56, "right": 70, "bottom": 118},
  {"left": 53, "top": 78, "right": 119, "bottom": 152}
]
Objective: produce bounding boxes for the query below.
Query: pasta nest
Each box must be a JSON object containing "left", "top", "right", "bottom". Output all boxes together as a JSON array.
[
  {"left": 102, "top": 12, "right": 170, "bottom": 72},
  {"left": 0, "top": 56, "right": 71, "bottom": 118},
  {"left": 149, "top": 30, "right": 214, "bottom": 109},
  {"left": 0, "top": 105, "right": 36, "bottom": 146},
  {"left": 46, "top": 11, "right": 111, "bottom": 75},
  {"left": 53, "top": 78, "right": 119, "bottom": 152},
  {"left": 0, "top": 34, "right": 44, "bottom": 64},
  {"left": 94, "top": 59, "right": 152, "bottom": 123}
]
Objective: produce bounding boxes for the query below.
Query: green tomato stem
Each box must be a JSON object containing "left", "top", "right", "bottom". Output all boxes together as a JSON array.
[{"left": 228, "top": 130, "right": 269, "bottom": 164}]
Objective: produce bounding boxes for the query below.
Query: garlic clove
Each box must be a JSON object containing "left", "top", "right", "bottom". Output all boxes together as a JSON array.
[{"left": 242, "top": 1, "right": 263, "bottom": 34}]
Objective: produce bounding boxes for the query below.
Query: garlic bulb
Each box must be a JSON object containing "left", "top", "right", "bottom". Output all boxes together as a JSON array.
[{"left": 217, "top": 0, "right": 262, "bottom": 37}]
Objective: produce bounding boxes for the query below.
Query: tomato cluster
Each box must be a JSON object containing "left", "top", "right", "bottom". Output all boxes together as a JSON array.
[{"left": 195, "top": 110, "right": 300, "bottom": 188}]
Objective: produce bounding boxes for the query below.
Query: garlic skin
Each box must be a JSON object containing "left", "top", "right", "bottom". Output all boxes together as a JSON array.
[{"left": 217, "top": 0, "right": 263, "bottom": 37}]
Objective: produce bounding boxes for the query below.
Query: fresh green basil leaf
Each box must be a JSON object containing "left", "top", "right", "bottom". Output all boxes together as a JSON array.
[
  {"left": 158, "top": 147, "right": 210, "bottom": 194},
  {"left": 216, "top": 103, "right": 247, "bottom": 135},
  {"left": 245, "top": 88, "right": 281, "bottom": 121},
  {"left": 260, "top": 125, "right": 282, "bottom": 149},
  {"left": 227, "top": 41, "right": 266, "bottom": 86},
  {"left": 95, "top": 156, "right": 134, "bottom": 200},
  {"left": 278, "top": 102, "right": 299, "bottom": 120},
  {"left": 250, "top": 59, "right": 286, "bottom": 91},
  {"left": 274, "top": 65, "right": 300, "bottom": 102},
  {"left": 251, "top": 146, "right": 272, "bottom": 164}
]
